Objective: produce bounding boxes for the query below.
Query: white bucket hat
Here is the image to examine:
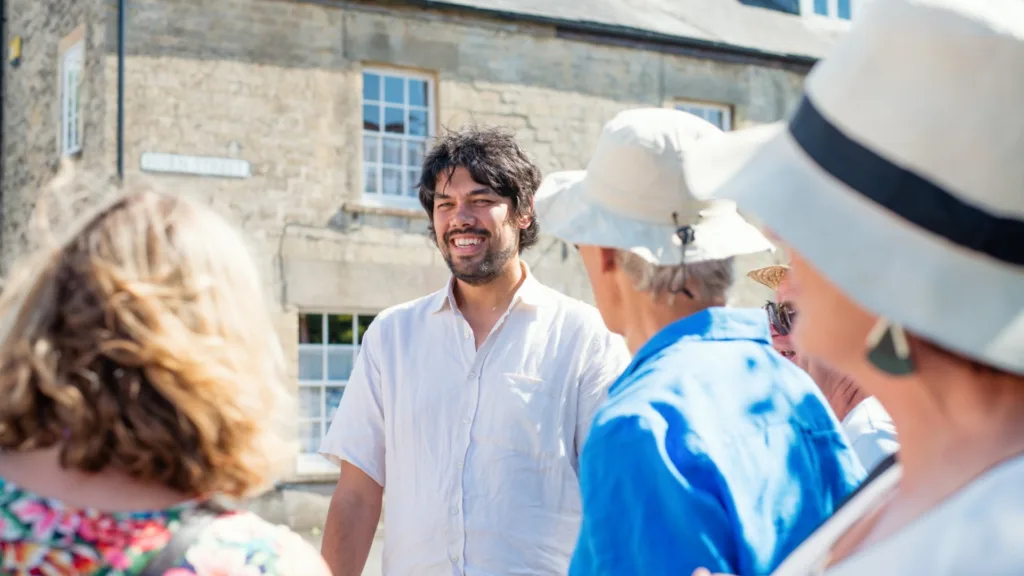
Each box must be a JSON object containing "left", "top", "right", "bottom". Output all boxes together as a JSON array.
[
  {"left": 685, "top": 0, "right": 1024, "bottom": 375},
  {"left": 534, "top": 108, "right": 773, "bottom": 266}
]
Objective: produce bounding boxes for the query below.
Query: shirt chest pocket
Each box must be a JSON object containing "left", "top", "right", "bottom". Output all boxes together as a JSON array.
[{"left": 476, "top": 373, "right": 571, "bottom": 460}]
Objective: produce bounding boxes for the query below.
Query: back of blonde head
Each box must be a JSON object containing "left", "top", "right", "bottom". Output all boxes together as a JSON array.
[{"left": 0, "top": 181, "right": 293, "bottom": 499}]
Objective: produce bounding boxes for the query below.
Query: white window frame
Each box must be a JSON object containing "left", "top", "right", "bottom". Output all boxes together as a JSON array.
[
  {"left": 296, "top": 312, "right": 377, "bottom": 476},
  {"left": 60, "top": 41, "right": 85, "bottom": 157},
  {"left": 670, "top": 100, "right": 733, "bottom": 132},
  {"left": 360, "top": 67, "right": 435, "bottom": 212}
]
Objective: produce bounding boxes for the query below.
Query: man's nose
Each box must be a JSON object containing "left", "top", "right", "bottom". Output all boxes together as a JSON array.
[{"left": 452, "top": 201, "right": 474, "bottom": 226}]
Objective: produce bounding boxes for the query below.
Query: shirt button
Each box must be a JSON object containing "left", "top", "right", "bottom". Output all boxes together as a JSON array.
[
  {"left": 451, "top": 554, "right": 459, "bottom": 563},
  {"left": 468, "top": 371, "right": 476, "bottom": 378},
  {"left": 450, "top": 505, "right": 459, "bottom": 515},
  {"left": 462, "top": 417, "right": 471, "bottom": 424}
]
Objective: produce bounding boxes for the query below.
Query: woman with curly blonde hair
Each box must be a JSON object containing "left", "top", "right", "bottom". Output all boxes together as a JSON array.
[{"left": 0, "top": 189, "right": 331, "bottom": 575}]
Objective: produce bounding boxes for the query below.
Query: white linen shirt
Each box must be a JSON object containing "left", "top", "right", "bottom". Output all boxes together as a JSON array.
[
  {"left": 319, "top": 271, "right": 631, "bottom": 576},
  {"left": 841, "top": 397, "right": 899, "bottom": 472}
]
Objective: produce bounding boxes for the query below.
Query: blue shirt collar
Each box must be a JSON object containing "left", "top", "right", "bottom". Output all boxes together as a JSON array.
[{"left": 630, "top": 307, "right": 772, "bottom": 369}]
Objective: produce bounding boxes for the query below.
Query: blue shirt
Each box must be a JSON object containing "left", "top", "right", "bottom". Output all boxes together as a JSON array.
[{"left": 570, "top": 308, "right": 865, "bottom": 576}]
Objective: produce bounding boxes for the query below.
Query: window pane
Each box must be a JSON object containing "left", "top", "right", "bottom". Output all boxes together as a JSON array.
[
  {"left": 838, "top": 0, "right": 851, "bottom": 19},
  {"left": 362, "top": 72, "right": 381, "bottom": 101},
  {"left": 382, "top": 137, "right": 402, "bottom": 165},
  {"left": 814, "top": 0, "right": 828, "bottom": 15},
  {"left": 363, "top": 104, "right": 381, "bottom": 132},
  {"left": 364, "top": 164, "right": 379, "bottom": 194},
  {"left": 327, "top": 347, "right": 355, "bottom": 380},
  {"left": 384, "top": 107, "right": 405, "bottom": 134},
  {"left": 407, "top": 169, "right": 421, "bottom": 197},
  {"left": 706, "top": 110, "right": 723, "bottom": 129},
  {"left": 298, "top": 348, "right": 324, "bottom": 380},
  {"left": 407, "top": 140, "right": 425, "bottom": 167},
  {"left": 298, "top": 387, "right": 322, "bottom": 419},
  {"left": 409, "top": 79, "right": 428, "bottom": 107},
  {"left": 678, "top": 104, "right": 702, "bottom": 119},
  {"left": 327, "top": 314, "right": 354, "bottom": 344},
  {"left": 384, "top": 76, "right": 404, "bottom": 104},
  {"left": 326, "top": 386, "right": 345, "bottom": 421},
  {"left": 299, "top": 314, "right": 323, "bottom": 344},
  {"left": 357, "top": 315, "right": 376, "bottom": 344},
  {"left": 408, "top": 108, "right": 428, "bottom": 137},
  {"left": 363, "top": 135, "right": 380, "bottom": 163},
  {"left": 299, "top": 420, "right": 322, "bottom": 454},
  {"left": 382, "top": 167, "right": 402, "bottom": 195}
]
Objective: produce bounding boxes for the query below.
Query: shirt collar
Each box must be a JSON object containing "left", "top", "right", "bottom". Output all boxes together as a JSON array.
[
  {"left": 429, "top": 262, "right": 549, "bottom": 314},
  {"left": 630, "top": 307, "right": 772, "bottom": 367}
]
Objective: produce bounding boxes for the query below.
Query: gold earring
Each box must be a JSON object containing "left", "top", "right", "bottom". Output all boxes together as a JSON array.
[{"left": 865, "top": 317, "right": 915, "bottom": 375}]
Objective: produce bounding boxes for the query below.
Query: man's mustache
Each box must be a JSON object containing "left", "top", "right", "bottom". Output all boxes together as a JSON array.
[{"left": 444, "top": 228, "right": 490, "bottom": 244}]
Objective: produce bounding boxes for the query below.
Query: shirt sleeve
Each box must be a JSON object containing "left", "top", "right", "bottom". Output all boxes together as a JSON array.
[
  {"left": 575, "top": 331, "right": 631, "bottom": 463},
  {"left": 318, "top": 319, "right": 386, "bottom": 487},
  {"left": 570, "top": 415, "right": 736, "bottom": 576}
]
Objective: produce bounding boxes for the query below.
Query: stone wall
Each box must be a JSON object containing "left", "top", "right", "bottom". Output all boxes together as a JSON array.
[
  {"left": 99, "top": 0, "right": 797, "bottom": 316},
  {"left": 1, "top": 0, "right": 110, "bottom": 267}
]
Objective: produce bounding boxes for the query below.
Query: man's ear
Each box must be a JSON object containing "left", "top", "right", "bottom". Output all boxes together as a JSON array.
[
  {"left": 599, "top": 247, "right": 617, "bottom": 273},
  {"left": 519, "top": 198, "right": 535, "bottom": 229}
]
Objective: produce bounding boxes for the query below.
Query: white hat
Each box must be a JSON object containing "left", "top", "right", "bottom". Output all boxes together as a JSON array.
[
  {"left": 685, "top": 0, "right": 1024, "bottom": 375},
  {"left": 534, "top": 108, "right": 773, "bottom": 266}
]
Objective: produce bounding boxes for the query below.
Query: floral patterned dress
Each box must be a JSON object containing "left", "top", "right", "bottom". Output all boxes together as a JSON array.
[{"left": 0, "top": 477, "right": 331, "bottom": 575}]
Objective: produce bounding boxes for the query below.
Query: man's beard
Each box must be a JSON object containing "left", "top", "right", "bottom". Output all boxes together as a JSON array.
[{"left": 441, "top": 227, "right": 518, "bottom": 286}]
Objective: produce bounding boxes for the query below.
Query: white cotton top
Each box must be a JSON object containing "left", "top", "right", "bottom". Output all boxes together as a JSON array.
[
  {"left": 319, "top": 270, "right": 631, "bottom": 576},
  {"left": 772, "top": 454, "right": 1024, "bottom": 576},
  {"left": 841, "top": 397, "right": 899, "bottom": 471}
]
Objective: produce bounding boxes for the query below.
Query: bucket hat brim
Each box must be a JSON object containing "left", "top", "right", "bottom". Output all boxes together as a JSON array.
[
  {"left": 685, "top": 121, "right": 1024, "bottom": 375},
  {"left": 535, "top": 170, "right": 774, "bottom": 266}
]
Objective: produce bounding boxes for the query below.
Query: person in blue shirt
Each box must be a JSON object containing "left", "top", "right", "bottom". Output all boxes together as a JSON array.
[{"left": 533, "top": 108, "right": 865, "bottom": 576}]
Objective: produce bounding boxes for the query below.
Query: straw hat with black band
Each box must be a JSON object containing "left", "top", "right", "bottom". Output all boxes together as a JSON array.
[{"left": 685, "top": 0, "right": 1024, "bottom": 376}]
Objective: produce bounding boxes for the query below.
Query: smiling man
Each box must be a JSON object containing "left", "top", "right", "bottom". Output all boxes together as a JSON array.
[{"left": 318, "top": 126, "right": 631, "bottom": 576}]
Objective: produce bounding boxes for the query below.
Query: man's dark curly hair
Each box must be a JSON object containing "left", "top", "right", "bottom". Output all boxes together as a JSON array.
[{"left": 418, "top": 125, "right": 541, "bottom": 253}]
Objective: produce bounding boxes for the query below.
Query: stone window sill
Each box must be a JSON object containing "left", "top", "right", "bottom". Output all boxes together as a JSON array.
[{"left": 343, "top": 199, "right": 426, "bottom": 220}]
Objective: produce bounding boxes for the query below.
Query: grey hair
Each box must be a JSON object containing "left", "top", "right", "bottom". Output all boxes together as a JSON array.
[{"left": 615, "top": 250, "right": 734, "bottom": 304}]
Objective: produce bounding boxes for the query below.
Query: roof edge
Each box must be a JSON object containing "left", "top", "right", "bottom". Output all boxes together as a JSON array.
[{"left": 399, "top": 0, "right": 820, "bottom": 67}]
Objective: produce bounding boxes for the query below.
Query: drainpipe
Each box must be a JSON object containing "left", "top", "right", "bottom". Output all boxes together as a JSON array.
[
  {"left": 1, "top": 0, "right": 6, "bottom": 252},
  {"left": 116, "top": 0, "right": 125, "bottom": 181}
]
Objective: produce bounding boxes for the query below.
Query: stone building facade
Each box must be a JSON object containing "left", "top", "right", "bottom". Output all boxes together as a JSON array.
[{"left": 1, "top": 0, "right": 848, "bottom": 554}]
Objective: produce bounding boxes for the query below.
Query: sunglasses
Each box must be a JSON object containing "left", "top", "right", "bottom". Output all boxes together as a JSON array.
[{"left": 764, "top": 301, "right": 798, "bottom": 336}]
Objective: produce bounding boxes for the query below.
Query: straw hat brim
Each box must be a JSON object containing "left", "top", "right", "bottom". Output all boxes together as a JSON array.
[{"left": 746, "top": 265, "right": 790, "bottom": 291}]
